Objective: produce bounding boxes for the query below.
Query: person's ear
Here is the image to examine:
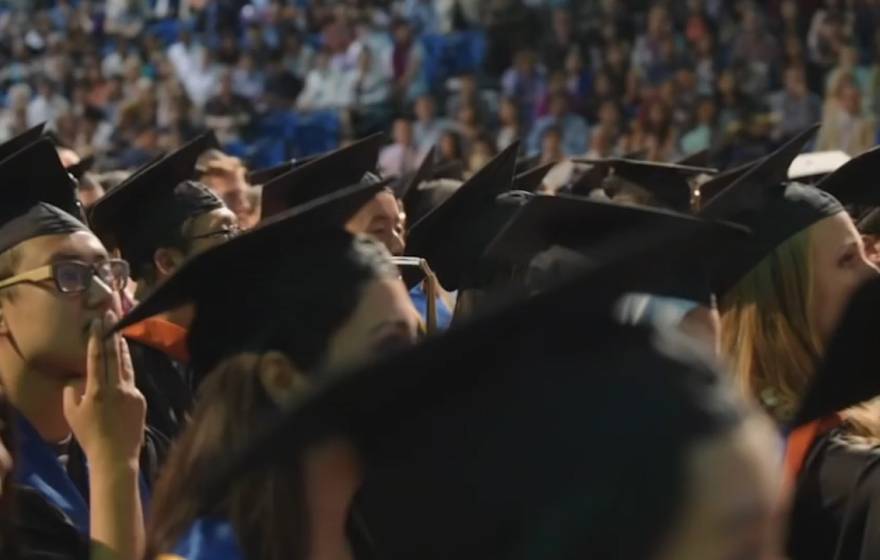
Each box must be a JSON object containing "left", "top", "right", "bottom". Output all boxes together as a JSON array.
[
  {"left": 258, "top": 351, "right": 310, "bottom": 407},
  {"left": 153, "top": 247, "right": 185, "bottom": 278},
  {"left": 863, "top": 235, "right": 880, "bottom": 265}
]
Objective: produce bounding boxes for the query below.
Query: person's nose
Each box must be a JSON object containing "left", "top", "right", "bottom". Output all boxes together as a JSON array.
[{"left": 85, "top": 274, "right": 118, "bottom": 313}]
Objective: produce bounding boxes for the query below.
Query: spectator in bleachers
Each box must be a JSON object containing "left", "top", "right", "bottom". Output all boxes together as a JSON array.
[
  {"left": 437, "top": 129, "right": 465, "bottom": 168},
  {"left": 540, "top": 7, "right": 581, "bottom": 73},
  {"left": 26, "top": 77, "right": 69, "bottom": 128},
  {"left": 768, "top": 65, "right": 823, "bottom": 142},
  {"left": 817, "top": 79, "right": 877, "bottom": 155},
  {"left": 527, "top": 92, "right": 588, "bottom": 156},
  {"left": 502, "top": 48, "right": 547, "bottom": 123},
  {"left": 412, "top": 94, "right": 451, "bottom": 155},
  {"left": 379, "top": 117, "right": 420, "bottom": 176},
  {"left": 681, "top": 95, "right": 719, "bottom": 155},
  {"left": 205, "top": 70, "right": 255, "bottom": 148},
  {"left": 446, "top": 72, "right": 491, "bottom": 127},
  {"left": 497, "top": 97, "right": 522, "bottom": 151}
]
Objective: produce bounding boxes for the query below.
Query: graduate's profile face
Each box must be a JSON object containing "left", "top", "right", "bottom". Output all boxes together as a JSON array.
[
  {"left": 809, "top": 212, "right": 879, "bottom": 343},
  {"left": 345, "top": 192, "right": 406, "bottom": 256},
  {"left": 184, "top": 207, "right": 240, "bottom": 257},
  {"left": 0, "top": 232, "right": 119, "bottom": 378},
  {"left": 653, "top": 417, "right": 784, "bottom": 560},
  {"left": 322, "top": 277, "right": 420, "bottom": 371}
]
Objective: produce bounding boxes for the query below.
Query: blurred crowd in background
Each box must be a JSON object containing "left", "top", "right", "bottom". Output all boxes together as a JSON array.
[{"left": 1, "top": 0, "right": 878, "bottom": 189}]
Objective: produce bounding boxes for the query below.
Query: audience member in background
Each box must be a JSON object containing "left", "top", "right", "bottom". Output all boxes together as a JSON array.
[
  {"left": 436, "top": 130, "right": 465, "bottom": 169},
  {"left": 197, "top": 150, "right": 258, "bottom": 230},
  {"left": 379, "top": 118, "right": 420, "bottom": 177},
  {"left": 818, "top": 80, "right": 877, "bottom": 155},
  {"left": 467, "top": 133, "right": 498, "bottom": 175},
  {"left": 502, "top": 49, "right": 547, "bottom": 123},
  {"left": 681, "top": 96, "right": 719, "bottom": 155},
  {"left": 27, "top": 78, "right": 69, "bottom": 128},
  {"left": 412, "top": 95, "right": 450, "bottom": 155},
  {"left": 204, "top": 70, "right": 255, "bottom": 148},
  {"left": 768, "top": 65, "right": 823, "bottom": 142},
  {"left": 540, "top": 126, "right": 566, "bottom": 166},
  {"left": 496, "top": 97, "right": 522, "bottom": 151},
  {"left": 351, "top": 47, "right": 393, "bottom": 137},
  {"left": 527, "top": 93, "right": 589, "bottom": 156},
  {"left": 391, "top": 18, "right": 426, "bottom": 104},
  {"left": 445, "top": 73, "right": 491, "bottom": 127}
]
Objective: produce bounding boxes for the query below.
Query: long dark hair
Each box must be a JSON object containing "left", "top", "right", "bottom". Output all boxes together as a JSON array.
[
  {"left": 145, "top": 354, "right": 308, "bottom": 560},
  {"left": 146, "top": 234, "right": 399, "bottom": 559}
]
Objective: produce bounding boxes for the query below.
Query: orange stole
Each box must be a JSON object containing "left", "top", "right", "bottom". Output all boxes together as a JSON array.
[
  {"left": 783, "top": 414, "right": 842, "bottom": 485},
  {"left": 122, "top": 316, "right": 190, "bottom": 364}
]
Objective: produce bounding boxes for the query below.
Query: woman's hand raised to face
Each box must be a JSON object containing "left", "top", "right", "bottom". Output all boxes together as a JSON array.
[{"left": 62, "top": 310, "right": 146, "bottom": 469}]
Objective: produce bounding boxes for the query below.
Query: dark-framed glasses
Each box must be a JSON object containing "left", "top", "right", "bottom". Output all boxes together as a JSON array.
[
  {"left": 189, "top": 225, "right": 242, "bottom": 242},
  {"left": 0, "top": 259, "right": 130, "bottom": 294}
]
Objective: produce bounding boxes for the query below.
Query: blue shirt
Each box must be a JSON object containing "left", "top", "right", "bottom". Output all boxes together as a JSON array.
[
  {"left": 14, "top": 413, "right": 151, "bottom": 536},
  {"left": 410, "top": 283, "right": 453, "bottom": 330},
  {"left": 172, "top": 517, "right": 244, "bottom": 560}
]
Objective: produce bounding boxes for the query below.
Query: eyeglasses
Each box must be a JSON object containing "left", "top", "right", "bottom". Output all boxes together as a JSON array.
[
  {"left": 0, "top": 259, "right": 130, "bottom": 294},
  {"left": 189, "top": 225, "right": 242, "bottom": 242}
]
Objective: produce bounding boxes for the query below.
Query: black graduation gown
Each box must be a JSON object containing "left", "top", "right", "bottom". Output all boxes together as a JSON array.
[
  {"left": 11, "top": 429, "right": 168, "bottom": 560},
  {"left": 788, "top": 428, "right": 880, "bottom": 560},
  {"left": 128, "top": 338, "right": 194, "bottom": 440}
]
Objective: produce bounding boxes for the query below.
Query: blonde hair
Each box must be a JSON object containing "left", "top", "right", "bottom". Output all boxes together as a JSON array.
[{"left": 721, "top": 227, "right": 880, "bottom": 436}]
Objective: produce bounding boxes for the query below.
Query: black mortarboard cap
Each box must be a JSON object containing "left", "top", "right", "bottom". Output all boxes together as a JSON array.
[
  {"left": 514, "top": 153, "right": 540, "bottom": 175},
  {"left": 513, "top": 161, "right": 556, "bottom": 193},
  {"left": 677, "top": 149, "right": 712, "bottom": 169},
  {"left": 112, "top": 179, "right": 388, "bottom": 374},
  {"left": 66, "top": 154, "right": 95, "bottom": 180},
  {"left": 485, "top": 194, "right": 750, "bottom": 304},
  {"left": 245, "top": 156, "right": 317, "bottom": 186},
  {"left": 693, "top": 158, "right": 760, "bottom": 208},
  {"left": 791, "top": 276, "right": 880, "bottom": 428},
  {"left": 395, "top": 147, "right": 436, "bottom": 201},
  {"left": 0, "top": 139, "right": 87, "bottom": 253},
  {"left": 0, "top": 123, "right": 45, "bottom": 162},
  {"left": 88, "top": 133, "right": 223, "bottom": 277},
  {"left": 576, "top": 158, "right": 715, "bottom": 212},
  {"left": 431, "top": 159, "right": 465, "bottom": 181},
  {"left": 815, "top": 146, "right": 880, "bottom": 206},
  {"left": 700, "top": 125, "right": 842, "bottom": 295},
  {"left": 406, "top": 142, "right": 524, "bottom": 290},
  {"left": 260, "top": 133, "right": 384, "bottom": 218}
]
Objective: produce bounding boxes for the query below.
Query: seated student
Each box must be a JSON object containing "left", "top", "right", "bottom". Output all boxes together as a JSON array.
[
  {"left": 89, "top": 133, "right": 238, "bottom": 439},
  {"left": 0, "top": 140, "right": 156, "bottom": 559},
  {"left": 164, "top": 236, "right": 786, "bottom": 560},
  {"left": 108, "top": 184, "right": 422, "bottom": 559},
  {"left": 699, "top": 128, "right": 880, "bottom": 558},
  {"left": 406, "top": 142, "right": 534, "bottom": 323}
]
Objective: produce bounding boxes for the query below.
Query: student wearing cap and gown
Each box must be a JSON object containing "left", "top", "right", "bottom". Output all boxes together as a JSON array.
[
  {"left": 89, "top": 133, "right": 238, "bottom": 440},
  {"left": 182, "top": 229, "right": 786, "bottom": 560},
  {"left": 814, "top": 146, "right": 880, "bottom": 265},
  {"left": 406, "top": 142, "right": 534, "bottom": 323},
  {"left": 0, "top": 140, "right": 161, "bottom": 559},
  {"left": 258, "top": 134, "right": 449, "bottom": 330},
  {"left": 112, "top": 182, "right": 421, "bottom": 560},
  {"left": 696, "top": 127, "right": 880, "bottom": 558}
]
